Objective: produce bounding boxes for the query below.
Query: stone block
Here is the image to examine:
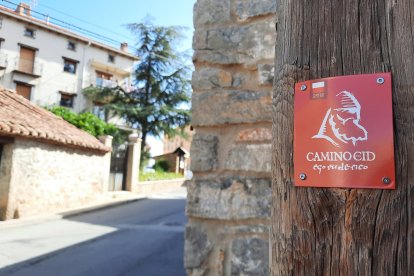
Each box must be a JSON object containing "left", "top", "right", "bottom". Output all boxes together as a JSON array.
[
  {"left": 225, "top": 144, "right": 271, "bottom": 173},
  {"left": 258, "top": 64, "right": 275, "bottom": 86},
  {"left": 190, "top": 134, "right": 218, "bottom": 172},
  {"left": 231, "top": 237, "right": 269, "bottom": 275},
  {"left": 194, "top": 0, "right": 231, "bottom": 28},
  {"left": 192, "top": 68, "right": 233, "bottom": 90},
  {"left": 235, "top": 0, "right": 277, "bottom": 21},
  {"left": 192, "top": 68, "right": 249, "bottom": 90},
  {"left": 192, "top": 30, "right": 207, "bottom": 51},
  {"left": 184, "top": 224, "right": 213, "bottom": 268},
  {"left": 187, "top": 177, "right": 271, "bottom": 220},
  {"left": 237, "top": 127, "right": 272, "bottom": 142},
  {"left": 193, "top": 20, "right": 276, "bottom": 64},
  {"left": 192, "top": 90, "right": 272, "bottom": 126}
]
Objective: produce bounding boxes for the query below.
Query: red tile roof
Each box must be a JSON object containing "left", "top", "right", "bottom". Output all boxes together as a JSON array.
[{"left": 0, "top": 88, "right": 111, "bottom": 153}]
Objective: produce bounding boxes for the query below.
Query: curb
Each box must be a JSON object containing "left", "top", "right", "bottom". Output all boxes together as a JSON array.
[
  {"left": 61, "top": 197, "right": 145, "bottom": 218},
  {"left": 0, "top": 196, "right": 146, "bottom": 229}
]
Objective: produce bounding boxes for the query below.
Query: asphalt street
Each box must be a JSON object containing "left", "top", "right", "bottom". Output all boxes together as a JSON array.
[{"left": 0, "top": 188, "right": 187, "bottom": 276}]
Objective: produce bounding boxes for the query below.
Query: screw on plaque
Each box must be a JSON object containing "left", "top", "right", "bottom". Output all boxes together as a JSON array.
[
  {"left": 299, "top": 173, "right": 307, "bottom": 180},
  {"left": 300, "top": 84, "right": 307, "bottom": 91},
  {"left": 382, "top": 177, "right": 391, "bottom": 184},
  {"left": 376, "top": 77, "right": 385, "bottom": 84}
]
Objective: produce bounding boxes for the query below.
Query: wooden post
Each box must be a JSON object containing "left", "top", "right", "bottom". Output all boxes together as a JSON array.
[{"left": 271, "top": 0, "right": 414, "bottom": 274}]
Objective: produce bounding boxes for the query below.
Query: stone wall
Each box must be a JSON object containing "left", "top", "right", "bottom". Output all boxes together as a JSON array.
[
  {"left": 186, "top": 1, "right": 276, "bottom": 275},
  {"left": 0, "top": 138, "right": 108, "bottom": 220}
]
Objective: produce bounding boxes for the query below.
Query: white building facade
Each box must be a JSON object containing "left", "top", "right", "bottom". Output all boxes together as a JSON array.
[{"left": 0, "top": 3, "right": 138, "bottom": 113}]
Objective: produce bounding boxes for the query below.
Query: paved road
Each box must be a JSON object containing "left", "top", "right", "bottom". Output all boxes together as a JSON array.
[{"left": 0, "top": 188, "right": 187, "bottom": 276}]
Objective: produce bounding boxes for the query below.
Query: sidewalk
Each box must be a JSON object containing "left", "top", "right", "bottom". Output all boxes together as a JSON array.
[{"left": 0, "top": 192, "right": 144, "bottom": 229}]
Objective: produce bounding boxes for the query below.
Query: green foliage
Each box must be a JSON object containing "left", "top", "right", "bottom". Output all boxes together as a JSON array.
[
  {"left": 153, "top": 159, "right": 170, "bottom": 172},
  {"left": 47, "top": 106, "right": 126, "bottom": 143},
  {"left": 139, "top": 171, "right": 183, "bottom": 182},
  {"left": 82, "top": 20, "right": 192, "bottom": 157},
  {"left": 140, "top": 146, "right": 152, "bottom": 169}
]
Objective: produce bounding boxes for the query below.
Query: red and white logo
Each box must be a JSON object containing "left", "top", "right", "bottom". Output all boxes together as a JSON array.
[{"left": 312, "top": 91, "right": 368, "bottom": 147}]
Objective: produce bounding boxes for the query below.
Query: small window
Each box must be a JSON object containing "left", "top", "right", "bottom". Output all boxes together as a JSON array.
[
  {"left": 0, "top": 17, "right": 3, "bottom": 29},
  {"left": 60, "top": 93, "right": 75, "bottom": 108},
  {"left": 15, "top": 82, "right": 32, "bottom": 100},
  {"left": 63, "top": 58, "right": 78, "bottom": 74},
  {"left": 108, "top": 54, "right": 115, "bottom": 63},
  {"left": 24, "top": 27, "right": 35, "bottom": 38},
  {"left": 67, "top": 41, "right": 76, "bottom": 51}
]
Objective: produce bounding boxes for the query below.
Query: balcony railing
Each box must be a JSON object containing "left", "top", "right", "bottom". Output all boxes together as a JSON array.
[
  {"left": 13, "top": 57, "right": 43, "bottom": 76},
  {"left": 95, "top": 77, "right": 118, "bottom": 89},
  {"left": 91, "top": 77, "right": 132, "bottom": 92}
]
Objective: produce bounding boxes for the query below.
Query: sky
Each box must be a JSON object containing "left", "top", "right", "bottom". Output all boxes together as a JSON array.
[
  {"left": 14, "top": 0, "right": 196, "bottom": 53},
  {"left": 3, "top": 0, "right": 196, "bottom": 157}
]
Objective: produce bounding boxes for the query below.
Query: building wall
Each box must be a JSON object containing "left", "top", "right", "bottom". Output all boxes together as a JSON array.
[
  {"left": 0, "top": 138, "right": 108, "bottom": 220},
  {"left": 154, "top": 153, "right": 179, "bottom": 173},
  {"left": 186, "top": 0, "right": 276, "bottom": 275},
  {"left": 0, "top": 13, "right": 135, "bottom": 112}
]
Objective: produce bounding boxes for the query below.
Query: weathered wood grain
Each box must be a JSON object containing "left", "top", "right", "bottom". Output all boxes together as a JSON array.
[{"left": 271, "top": 0, "right": 414, "bottom": 275}]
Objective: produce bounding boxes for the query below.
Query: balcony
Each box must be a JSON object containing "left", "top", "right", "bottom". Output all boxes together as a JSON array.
[
  {"left": 95, "top": 77, "right": 118, "bottom": 89},
  {"left": 12, "top": 57, "right": 43, "bottom": 78},
  {"left": 91, "top": 77, "right": 133, "bottom": 92}
]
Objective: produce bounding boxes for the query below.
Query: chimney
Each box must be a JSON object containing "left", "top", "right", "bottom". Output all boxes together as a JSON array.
[
  {"left": 15, "top": 3, "right": 31, "bottom": 16},
  {"left": 120, "top": 42, "right": 128, "bottom": 52}
]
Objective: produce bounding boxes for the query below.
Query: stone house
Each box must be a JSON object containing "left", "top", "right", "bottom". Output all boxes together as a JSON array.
[
  {"left": 0, "top": 88, "right": 112, "bottom": 220},
  {"left": 154, "top": 147, "right": 190, "bottom": 175},
  {"left": 185, "top": 0, "right": 275, "bottom": 275}
]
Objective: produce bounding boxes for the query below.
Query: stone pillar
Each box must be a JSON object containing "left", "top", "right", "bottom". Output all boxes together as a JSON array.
[
  {"left": 186, "top": 0, "right": 276, "bottom": 275},
  {"left": 125, "top": 132, "right": 141, "bottom": 192},
  {"left": 98, "top": 135, "right": 113, "bottom": 192}
]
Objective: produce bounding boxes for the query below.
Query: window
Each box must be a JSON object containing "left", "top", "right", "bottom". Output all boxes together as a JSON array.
[
  {"left": 24, "top": 27, "right": 35, "bottom": 38},
  {"left": 15, "top": 82, "right": 32, "bottom": 100},
  {"left": 108, "top": 54, "right": 115, "bottom": 63},
  {"left": 67, "top": 41, "right": 76, "bottom": 51},
  {"left": 0, "top": 17, "right": 3, "bottom": 29},
  {"left": 59, "top": 92, "right": 75, "bottom": 108},
  {"left": 95, "top": 71, "right": 114, "bottom": 88},
  {"left": 63, "top": 57, "right": 78, "bottom": 74},
  {"left": 18, "top": 46, "right": 35, "bottom": 73}
]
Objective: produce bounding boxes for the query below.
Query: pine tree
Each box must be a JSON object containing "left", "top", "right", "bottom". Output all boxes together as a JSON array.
[{"left": 84, "top": 21, "right": 191, "bottom": 156}]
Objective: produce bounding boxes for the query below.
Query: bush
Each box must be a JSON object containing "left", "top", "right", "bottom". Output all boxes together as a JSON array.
[
  {"left": 153, "top": 159, "right": 170, "bottom": 172},
  {"left": 46, "top": 106, "right": 125, "bottom": 143}
]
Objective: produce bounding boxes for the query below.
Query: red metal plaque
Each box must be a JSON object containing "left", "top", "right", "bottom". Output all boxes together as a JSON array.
[{"left": 294, "top": 73, "right": 395, "bottom": 189}]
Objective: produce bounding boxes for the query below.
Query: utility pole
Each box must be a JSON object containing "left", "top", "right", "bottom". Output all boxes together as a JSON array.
[{"left": 272, "top": 0, "right": 414, "bottom": 274}]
